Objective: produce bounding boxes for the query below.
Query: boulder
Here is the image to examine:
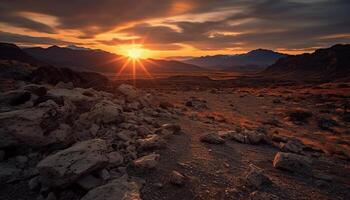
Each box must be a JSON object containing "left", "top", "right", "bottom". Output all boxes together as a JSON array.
[
  {"left": 0, "top": 100, "right": 75, "bottom": 147},
  {"left": 77, "top": 175, "right": 103, "bottom": 190},
  {"left": 81, "top": 178, "right": 141, "bottom": 200},
  {"left": 200, "top": 133, "right": 225, "bottom": 144},
  {"left": 245, "top": 165, "right": 271, "bottom": 189},
  {"left": 117, "top": 84, "right": 139, "bottom": 100},
  {"left": 280, "top": 139, "right": 305, "bottom": 154},
  {"left": 78, "top": 100, "right": 123, "bottom": 125},
  {"left": 37, "top": 139, "right": 108, "bottom": 187},
  {"left": 46, "top": 88, "right": 97, "bottom": 103},
  {"left": 133, "top": 153, "right": 160, "bottom": 170},
  {"left": 108, "top": 152, "right": 124, "bottom": 167},
  {"left": 273, "top": 152, "right": 312, "bottom": 174},
  {"left": 170, "top": 170, "right": 185, "bottom": 186},
  {"left": 231, "top": 129, "right": 265, "bottom": 145},
  {"left": 155, "top": 123, "right": 181, "bottom": 138},
  {"left": 0, "top": 90, "right": 31, "bottom": 106},
  {"left": 137, "top": 134, "right": 165, "bottom": 149}
]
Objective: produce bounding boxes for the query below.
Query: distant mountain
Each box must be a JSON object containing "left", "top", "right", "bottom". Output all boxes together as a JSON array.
[
  {"left": 184, "top": 49, "right": 287, "bottom": 72},
  {"left": 24, "top": 45, "right": 202, "bottom": 73},
  {"left": 262, "top": 44, "right": 350, "bottom": 82},
  {"left": 0, "top": 43, "right": 108, "bottom": 88},
  {"left": 0, "top": 42, "right": 41, "bottom": 65}
]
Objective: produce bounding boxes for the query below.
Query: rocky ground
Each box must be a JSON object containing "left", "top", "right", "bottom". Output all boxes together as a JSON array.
[{"left": 1, "top": 79, "right": 350, "bottom": 200}]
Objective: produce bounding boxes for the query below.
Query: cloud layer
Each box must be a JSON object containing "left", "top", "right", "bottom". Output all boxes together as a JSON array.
[{"left": 0, "top": 0, "right": 349, "bottom": 55}]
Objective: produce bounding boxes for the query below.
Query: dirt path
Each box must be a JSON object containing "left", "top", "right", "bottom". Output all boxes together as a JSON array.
[{"left": 133, "top": 89, "right": 350, "bottom": 200}]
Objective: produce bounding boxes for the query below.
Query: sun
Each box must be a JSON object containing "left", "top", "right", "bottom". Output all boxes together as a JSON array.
[{"left": 127, "top": 47, "right": 143, "bottom": 59}]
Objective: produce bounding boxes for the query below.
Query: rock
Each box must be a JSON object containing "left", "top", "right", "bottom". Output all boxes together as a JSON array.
[
  {"left": 245, "top": 165, "right": 271, "bottom": 189},
  {"left": 0, "top": 100, "right": 74, "bottom": 147},
  {"left": 155, "top": 123, "right": 181, "bottom": 138},
  {"left": 0, "top": 150, "right": 5, "bottom": 161},
  {"left": 159, "top": 101, "right": 174, "bottom": 109},
  {"left": 200, "top": 133, "right": 225, "bottom": 144},
  {"left": 170, "top": 170, "right": 185, "bottom": 186},
  {"left": 133, "top": 153, "right": 160, "bottom": 170},
  {"left": 137, "top": 134, "right": 165, "bottom": 149},
  {"left": 108, "top": 152, "right": 124, "bottom": 167},
  {"left": 55, "top": 81, "right": 74, "bottom": 89},
  {"left": 81, "top": 178, "right": 141, "bottom": 200},
  {"left": 23, "top": 84, "right": 47, "bottom": 97},
  {"left": 16, "top": 155, "right": 28, "bottom": 167},
  {"left": 318, "top": 117, "right": 337, "bottom": 130},
  {"left": 0, "top": 90, "right": 31, "bottom": 106},
  {"left": 231, "top": 129, "right": 265, "bottom": 145},
  {"left": 46, "top": 88, "right": 97, "bottom": 104},
  {"left": 249, "top": 191, "right": 280, "bottom": 200},
  {"left": 46, "top": 192, "right": 57, "bottom": 200},
  {"left": 28, "top": 176, "right": 41, "bottom": 190},
  {"left": 77, "top": 175, "right": 103, "bottom": 190},
  {"left": 78, "top": 100, "right": 123, "bottom": 125},
  {"left": 0, "top": 132, "right": 21, "bottom": 148},
  {"left": 0, "top": 163, "right": 21, "bottom": 182},
  {"left": 280, "top": 139, "right": 305, "bottom": 154},
  {"left": 185, "top": 98, "right": 207, "bottom": 110},
  {"left": 273, "top": 152, "right": 312, "bottom": 174},
  {"left": 37, "top": 139, "right": 108, "bottom": 187},
  {"left": 98, "top": 169, "right": 110, "bottom": 181},
  {"left": 118, "top": 84, "right": 140, "bottom": 100}
]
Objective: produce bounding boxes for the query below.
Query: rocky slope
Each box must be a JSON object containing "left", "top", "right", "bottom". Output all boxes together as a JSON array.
[{"left": 262, "top": 44, "right": 350, "bottom": 82}]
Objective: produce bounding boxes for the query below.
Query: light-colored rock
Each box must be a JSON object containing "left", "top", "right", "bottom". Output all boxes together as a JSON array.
[
  {"left": 200, "top": 133, "right": 225, "bottom": 144},
  {"left": 133, "top": 153, "right": 160, "bottom": 170},
  {"left": 47, "top": 88, "right": 97, "bottom": 103},
  {"left": 78, "top": 100, "right": 123, "bottom": 125},
  {"left": 170, "top": 170, "right": 185, "bottom": 186},
  {"left": 231, "top": 129, "right": 265, "bottom": 145},
  {"left": 273, "top": 152, "right": 312, "bottom": 174},
  {"left": 108, "top": 152, "right": 124, "bottom": 167},
  {"left": 55, "top": 81, "right": 74, "bottom": 89},
  {"left": 81, "top": 178, "right": 141, "bottom": 200},
  {"left": 37, "top": 139, "right": 108, "bottom": 187},
  {"left": 137, "top": 134, "right": 165, "bottom": 149},
  {"left": 118, "top": 84, "right": 139, "bottom": 100},
  {"left": 155, "top": 123, "right": 181, "bottom": 138},
  {"left": 77, "top": 175, "right": 103, "bottom": 190},
  {"left": 0, "top": 99, "right": 74, "bottom": 147}
]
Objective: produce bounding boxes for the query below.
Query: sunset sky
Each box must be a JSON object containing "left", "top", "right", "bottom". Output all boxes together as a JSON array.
[{"left": 0, "top": 0, "right": 349, "bottom": 58}]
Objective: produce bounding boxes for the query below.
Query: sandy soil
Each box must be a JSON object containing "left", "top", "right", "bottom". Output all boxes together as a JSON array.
[{"left": 128, "top": 81, "right": 350, "bottom": 200}]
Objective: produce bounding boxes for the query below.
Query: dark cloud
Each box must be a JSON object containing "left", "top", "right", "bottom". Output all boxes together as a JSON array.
[
  {"left": 1, "top": 0, "right": 350, "bottom": 52},
  {"left": 0, "top": 31, "right": 72, "bottom": 45}
]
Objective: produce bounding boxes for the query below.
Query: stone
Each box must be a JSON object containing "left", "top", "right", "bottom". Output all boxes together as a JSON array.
[
  {"left": 231, "top": 129, "right": 265, "bottom": 145},
  {"left": 0, "top": 132, "right": 21, "bottom": 149},
  {"left": 77, "top": 175, "right": 103, "bottom": 190},
  {"left": 155, "top": 123, "right": 181, "bottom": 138},
  {"left": 37, "top": 139, "right": 108, "bottom": 187},
  {"left": 133, "top": 153, "right": 160, "bottom": 170},
  {"left": 137, "top": 134, "right": 165, "bottom": 149},
  {"left": 46, "top": 192, "right": 57, "bottom": 200},
  {"left": 46, "top": 88, "right": 97, "bottom": 103},
  {"left": 0, "top": 90, "right": 31, "bottom": 106},
  {"left": 159, "top": 101, "right": 174, "bottom": 109},
  {"left": 28, "top": 176, "right": 41, "bottom": 190},
  {"left": 108, "top": 152, "right": 124, "bottom": 167},
  {"left": 249, "top": 191, "right": 280, "bottom": 200},
  {"left": 117, "top": 84, "right": 140, "bottom": 100},
  {"left": 273, "top": 152, "right": 312, "bottom": 174},
  {"left": 16, "top": 155, "right": 28, "bottom": 165},
  {"left": 0, "top": 150, "right": 5, "bottom": 162},
  {"left": 280, "top": 139, "right": 305, "bottom": 154},
  {"left": 78, "top": 100, "right": 123, "bottom": 125},
  {"left": 98, "top": 169, "right": 110, "bottom": 181},
  {"left": 170, "top": 170, "right": 185, "bottom": 186},
  {"left": 0, "top": 163, "right": 21, "bottom": 182},
  {"left": 245, "top": 165, "right": 271, "bottom": 189},
  {"left": 81, "top": 178, "right": 141, "bottom": 200},
  {"left": 55, "top": 81, "right": 74, "bottom": 89},
  {"left": 200, "top": 133, "right": 225, "bottom": 144}
]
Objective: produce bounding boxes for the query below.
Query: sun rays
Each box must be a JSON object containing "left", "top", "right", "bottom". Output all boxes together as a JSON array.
[{"left": 116, "top": 45, "right": 155, "bottom": 84}]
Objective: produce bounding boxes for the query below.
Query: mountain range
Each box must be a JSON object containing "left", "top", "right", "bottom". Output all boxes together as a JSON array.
[
  {"left": 262, "top": 44, "right": 350, "bottom": 82},
  {"left": 184, "top": 49, "right": 287, "bottom": 72},
  {"left": 24, "top": 46, "right": 202, "bottom": 73}
]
